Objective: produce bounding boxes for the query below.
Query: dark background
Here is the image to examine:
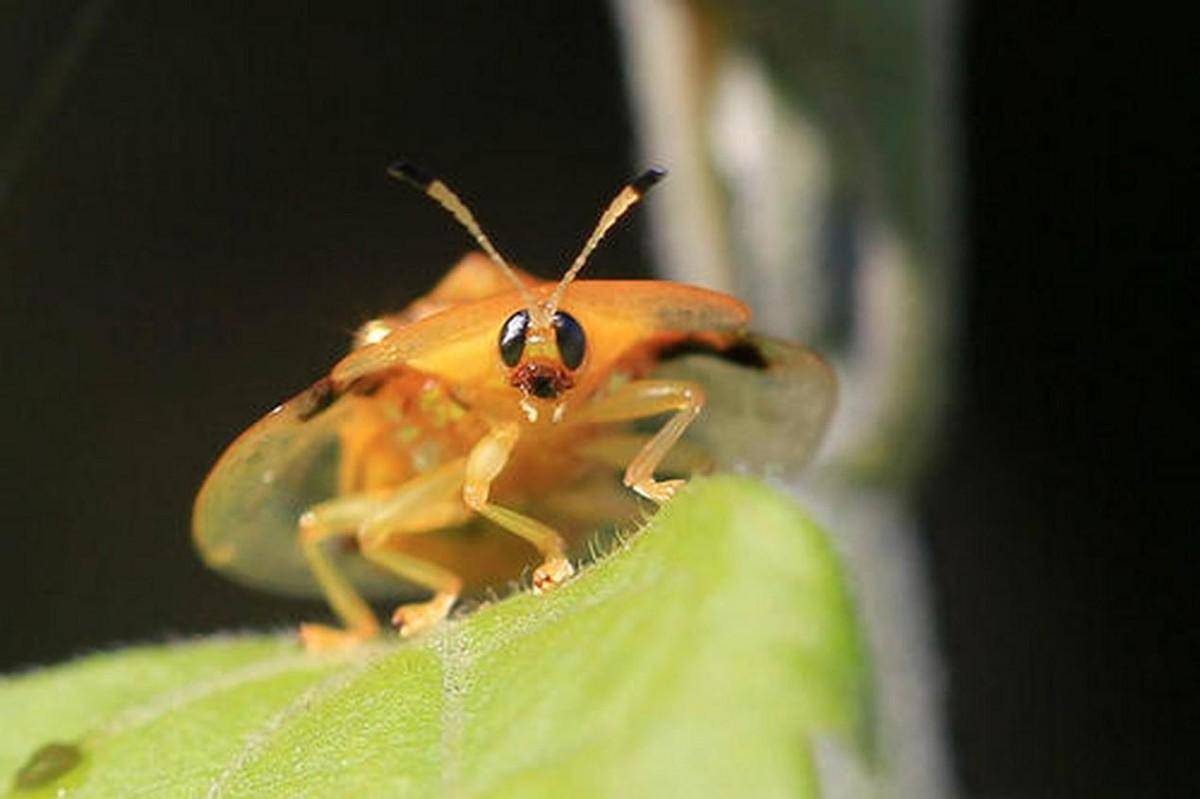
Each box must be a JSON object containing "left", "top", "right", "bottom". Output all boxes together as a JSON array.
[{"left": 0, "top": 2, "right": 1189, "bottom": 797}]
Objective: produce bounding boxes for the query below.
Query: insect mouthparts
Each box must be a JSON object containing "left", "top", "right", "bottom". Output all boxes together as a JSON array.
[{"left": 510, "top": 361, "right": 573, "bottom": 400}]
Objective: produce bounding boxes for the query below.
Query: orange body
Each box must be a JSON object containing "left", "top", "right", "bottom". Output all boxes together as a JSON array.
[
  {"left": 194, "top": 257, "right": 754, "bottom": 595},
  {"left": 192, "top": 166, "right": 836, "bottom": 649}
]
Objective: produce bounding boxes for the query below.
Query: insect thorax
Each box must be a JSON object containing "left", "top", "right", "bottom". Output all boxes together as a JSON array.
[{"left": 337, "top": 373, "right": 487, "bottom": 494}]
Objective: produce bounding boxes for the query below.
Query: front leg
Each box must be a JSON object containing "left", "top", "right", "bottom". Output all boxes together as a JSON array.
[
  {"left": 464, "top": 423, "right": 575, "bottom": 592},
  {"left": 575, "top": 379, "right": 705, "bottom": 504}
]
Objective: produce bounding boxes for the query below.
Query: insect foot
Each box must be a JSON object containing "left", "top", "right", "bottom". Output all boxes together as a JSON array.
[
  {"left": 299, "top": 624, "right": 375, "bottom": 652},
  {"left": 531, "top": 555, "right": 574, "bottom": 594},
  {"left": 391, "top": 592, "right": 457, "bottom": 638},
  {"left": 634, "top": 478, "right": 687, "bottom": 505}
]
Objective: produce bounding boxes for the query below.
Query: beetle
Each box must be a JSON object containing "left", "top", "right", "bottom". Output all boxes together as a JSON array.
[{"left": 193, "top": 164, "right": 837, "bottom": 651}]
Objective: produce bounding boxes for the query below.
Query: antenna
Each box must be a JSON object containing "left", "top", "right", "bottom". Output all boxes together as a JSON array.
[
  {"left": 388, "top": 161, "right": 534, "bottom": 305},
  {"left": 547, "top": 167, "right": 667, "bottom": 313}
]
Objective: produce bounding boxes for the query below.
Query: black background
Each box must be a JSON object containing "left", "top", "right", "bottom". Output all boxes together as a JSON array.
[{"left": 0, "top": 3, "right": 1189, "bottom": 796}]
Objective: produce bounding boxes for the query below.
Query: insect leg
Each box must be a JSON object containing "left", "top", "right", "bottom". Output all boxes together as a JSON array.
[
  {"left": 464, "top": 423, "right": 575, "bottom": 593},
  {"left": 356, "top": 461, "right": 472, "bottom": 638},
  {"left": 296, "top": 459, "right": 468, "bottom": 650},
  {"left": 575, "top": 432, "right": 714, "bottom": 476},
  {"left": 573, "top": 380, "right": 706, "bottom": 503},
  {"left": 297, "top": 493, "right": 386, "bottom": 651}
]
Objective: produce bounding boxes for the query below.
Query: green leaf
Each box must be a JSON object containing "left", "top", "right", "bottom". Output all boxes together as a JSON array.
[{"left": 0, "top": 476, "right": 872, "bottom": 798}]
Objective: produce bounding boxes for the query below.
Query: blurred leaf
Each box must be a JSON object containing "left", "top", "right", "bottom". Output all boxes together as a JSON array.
[{"left": 1, "top": 476, "right": 871, "bottom": 798}]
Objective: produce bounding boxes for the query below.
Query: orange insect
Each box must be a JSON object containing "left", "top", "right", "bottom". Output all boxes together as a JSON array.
[{"left": 193, "top": 164, "right": 836, "bottom": 651}]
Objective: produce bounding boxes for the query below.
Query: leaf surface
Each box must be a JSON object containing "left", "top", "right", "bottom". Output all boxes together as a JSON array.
[{"left": 1, "top": 477, "right": 871, "bottom": 798}]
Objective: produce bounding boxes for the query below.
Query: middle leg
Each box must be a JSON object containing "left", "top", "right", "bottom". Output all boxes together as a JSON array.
[
  {"left": 573, "top": 379, "right": 705, "bottom": 503},
  {"left": 358, "top": 494, "right": 473, "bottom": 638},
  {"left": 297, "top": 458, "right": 468, "bottom": 649}
]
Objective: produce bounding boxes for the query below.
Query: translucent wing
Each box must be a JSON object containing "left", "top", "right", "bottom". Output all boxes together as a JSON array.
[
  {"left": 192, "top": 381, "right": 401, "bottom": 598},
  {"left": 650, "top": 335, "right": 838, "bottom": 479}
]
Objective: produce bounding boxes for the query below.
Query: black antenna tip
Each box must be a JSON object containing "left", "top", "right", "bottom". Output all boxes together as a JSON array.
[
  {"left": 630, "top": 167, "right": 668, "bottom": 196},
  {"left": 387, "top": 161, "right": 434, "bottom": 190}
]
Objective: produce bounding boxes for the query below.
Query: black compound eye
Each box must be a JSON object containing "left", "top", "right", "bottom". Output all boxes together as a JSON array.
[
  {"left": 553, "top": 311, "right": 587, "bottom": 370},
  {"left": 498, "top": 310, "right": 529, "bottom": 367}
]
